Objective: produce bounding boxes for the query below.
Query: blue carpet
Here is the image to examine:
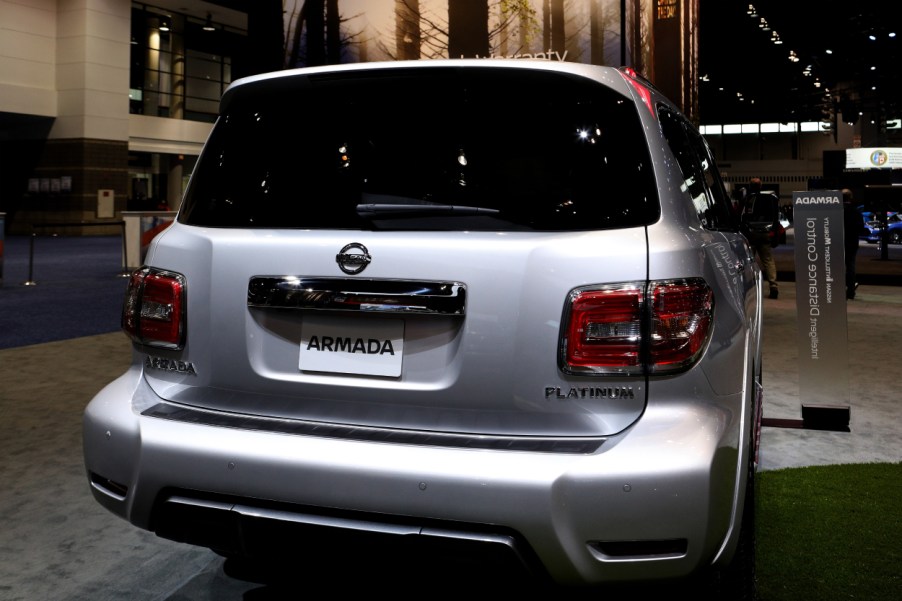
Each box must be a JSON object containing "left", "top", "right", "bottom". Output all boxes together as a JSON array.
[{"left": 0, "top": 235, "right": 130, "bottom": 349}]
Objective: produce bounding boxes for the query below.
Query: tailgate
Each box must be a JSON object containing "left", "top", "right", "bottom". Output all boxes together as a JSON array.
[{"left": 140, "top": 224, "right": 649, "bottom": 438}]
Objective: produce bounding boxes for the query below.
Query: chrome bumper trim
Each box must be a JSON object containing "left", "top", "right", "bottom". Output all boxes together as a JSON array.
[{"left": 142, "top": 402, "right": 605, "bottom": 454}]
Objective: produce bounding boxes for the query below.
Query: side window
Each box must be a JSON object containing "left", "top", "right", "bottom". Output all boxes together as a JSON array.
[
  {"left": 685, "top": 127, "right": 737, "bottom": 231},
  {"left": 658, "top": 108, "right": 735, "bottom": 231}
]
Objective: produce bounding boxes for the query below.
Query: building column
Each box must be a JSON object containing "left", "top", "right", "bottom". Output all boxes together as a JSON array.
[{"left": 12, "top": 0, "right": 131, "bottom": 235}]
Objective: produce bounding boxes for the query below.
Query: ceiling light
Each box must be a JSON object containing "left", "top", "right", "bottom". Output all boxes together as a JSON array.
[
  {"left": 203, "top": 13, "right": 215, "bottom": 31},
  {"left": 159, "top": 19, "right": 170, "bottom": 32}
]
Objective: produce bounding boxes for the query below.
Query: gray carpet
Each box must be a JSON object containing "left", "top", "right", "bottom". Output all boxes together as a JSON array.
[{"left": 0, "top": 236, "right": 128, "bottom": 349}]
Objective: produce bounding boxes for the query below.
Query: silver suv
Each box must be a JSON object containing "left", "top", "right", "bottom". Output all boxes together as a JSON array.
[{"left": 84, "top": 60, "right": 762, "bottom": 595}]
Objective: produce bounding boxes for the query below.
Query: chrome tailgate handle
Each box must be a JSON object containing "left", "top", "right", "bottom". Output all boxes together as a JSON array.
[{"left": 248, "top": 277, "right": 466, "bottom": 315}]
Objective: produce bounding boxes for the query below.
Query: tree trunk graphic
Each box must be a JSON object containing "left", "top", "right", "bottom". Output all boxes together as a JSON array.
[
  {"left": 306, "top": 0, "right": 326, "bottom": 66},
  {"left": 326, "top": 0, "right": 341, "bottom": 64},
  {"left": 564, "top": 0, "right": 586, "bottom": 62},
  {"left": 396, "top": 0, "right": 421, "bottom": 59},
  {"left": 286, "top": 1, "right": 307, "bottom": 68},
  {"left": 550, "top": 0, "right": 565, "bottom": 54},
  {"left": 543, "top": 0, "right": 551, "bottom": 51},
  {"left": 498, "top": 2, "right": 509, "bottom": 57},
  {"left": 448, "top": 1, "right": 490, "bottom": 58},
  {"left": 631, "top": 0, "right": 644, "bottom": 74},
  {"left": 590, "top": 0, "right": 604, "bottom": 64},
  {"left": 244, "top": 0, "right": 283, "bottom": 76},
  {"left": 285, "top": 0, "right": 365, "bottom": 67},
  {"left": 494, "top": 0, "right": 538, "bottom": 56},
  {"left": 520, "top": 5, "right": 533, "bottom": 53}
]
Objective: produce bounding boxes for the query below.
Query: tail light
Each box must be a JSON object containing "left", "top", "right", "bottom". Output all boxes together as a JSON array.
[
  {"left": 561, "top": 279, "right": 713, "bottom": 376},
  {"left": 122, "top": 267, "right": 186, "bottom": 350}
]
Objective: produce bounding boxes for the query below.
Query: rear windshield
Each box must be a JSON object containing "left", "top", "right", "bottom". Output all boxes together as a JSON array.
[{"left": 179, "top": 66, "right": 660, "bottom": 231}]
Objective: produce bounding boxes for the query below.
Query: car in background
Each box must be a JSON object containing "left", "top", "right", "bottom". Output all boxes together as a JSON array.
[
  {"left": 83, "top": 60, "right": 762, "bottom": 596},
  {"left": 865, "top": 212, "right": 902, "bottom": 244}
]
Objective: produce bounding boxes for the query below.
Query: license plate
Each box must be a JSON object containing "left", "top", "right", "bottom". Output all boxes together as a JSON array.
[{"left": 299, "top": 315, "right": 404, "bottom": 377}]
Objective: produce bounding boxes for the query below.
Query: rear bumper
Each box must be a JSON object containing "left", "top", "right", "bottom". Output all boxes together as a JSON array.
[{"left": 83, "top": 369, "right": 747, "bottom": 587}]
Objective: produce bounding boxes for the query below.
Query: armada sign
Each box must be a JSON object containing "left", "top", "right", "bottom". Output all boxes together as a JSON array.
[
  {"left": 306, "top": 336, "right": 395, "bottom": 356},
  {"left": 795, "top": 195, "right": 842, "bottom": 205},
  {"left": 300, "top": 315, "right": 404, "bottom": 377},
  {"left": 791, "top": 191, "right": 850, "bottom": 411}
]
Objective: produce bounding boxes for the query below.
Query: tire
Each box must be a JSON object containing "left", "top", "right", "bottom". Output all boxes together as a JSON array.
[{"left": 890, "top": 230, "right": 901, "bottom": 245}]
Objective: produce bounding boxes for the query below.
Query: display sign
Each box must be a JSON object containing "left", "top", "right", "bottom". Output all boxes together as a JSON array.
[
  {"left": 845, "top": 147, "right": 902, "bottom": 170},
  {"left": 283, "top": 1, "right": 658, "bottom": 77},
  {"left": 792, "top": 191, "right": 850, "bottom": 407}
]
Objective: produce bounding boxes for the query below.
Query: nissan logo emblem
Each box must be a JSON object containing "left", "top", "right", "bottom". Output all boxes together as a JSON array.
[{"left": 336, "top": 242, "right": 372, "bottom": 274}]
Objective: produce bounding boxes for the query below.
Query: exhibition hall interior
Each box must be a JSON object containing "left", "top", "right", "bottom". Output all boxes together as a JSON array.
[{"left": 0, "top": 1, "right": 899, "bottom": 599}]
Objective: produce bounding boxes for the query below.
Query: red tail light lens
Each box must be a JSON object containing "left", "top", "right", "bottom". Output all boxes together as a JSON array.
[
  {"left": 561, "top": 279, "right": 713, "bottom": 376},
  {"left": 122, "top": 267, "right": 186, "bottom": 350},
  {"left": 648, "top": 280, "right": 714, "bottom": 372},
  {"left": 563, "top": 284, "right": 645, "bottom": 373}
]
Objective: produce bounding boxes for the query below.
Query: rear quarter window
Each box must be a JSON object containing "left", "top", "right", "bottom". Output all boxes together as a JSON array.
[
  {"left": 658, "top": 107, "right": 736, "bottom": 232},
  {"left": 180, "top": 67, "right": 660, "bottom": 232}
]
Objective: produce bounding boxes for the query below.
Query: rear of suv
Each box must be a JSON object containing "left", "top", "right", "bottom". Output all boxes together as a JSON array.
[{"left": 84, "top": 59, "right": 762, "bottom": 595}]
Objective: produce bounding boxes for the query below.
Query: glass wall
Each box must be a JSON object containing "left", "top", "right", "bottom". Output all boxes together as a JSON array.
[
  {"left": 129, "top": 3, "right": 245, "bottom": 123},
  {"left": 127, "top": 4, "right": 246, "bottom": 211},
  {"left": 128, "top": 152, "right": 198, "bottom": 212}
]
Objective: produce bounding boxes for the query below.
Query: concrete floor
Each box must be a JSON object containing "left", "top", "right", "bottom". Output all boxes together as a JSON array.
[{"left": 756, "top": 280, "right": 902, "bottom": 470}]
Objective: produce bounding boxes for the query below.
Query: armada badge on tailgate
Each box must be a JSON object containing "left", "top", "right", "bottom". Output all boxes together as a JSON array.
[
  {"left": 145, "top": 355, "right": 197, "bottom": 376},
  {"left": 336, "top": 242, "right": 371, "bottom": 275}
]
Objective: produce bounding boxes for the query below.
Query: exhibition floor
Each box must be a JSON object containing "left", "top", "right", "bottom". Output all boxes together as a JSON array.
[{"left": 0, "top": 233, "right": 900, "bottom": 599}]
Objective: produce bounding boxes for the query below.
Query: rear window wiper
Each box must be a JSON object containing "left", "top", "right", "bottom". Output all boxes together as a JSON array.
[{"left": 356, "top": 203, "right": 500, "bottom": 218}]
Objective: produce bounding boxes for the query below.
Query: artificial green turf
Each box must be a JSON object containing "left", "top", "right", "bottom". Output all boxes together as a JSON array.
[{"left": 756, "top": 462, "right": 902, "bottom": 600}]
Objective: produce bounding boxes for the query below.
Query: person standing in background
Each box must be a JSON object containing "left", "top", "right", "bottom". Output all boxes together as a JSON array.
[{"left": 740, "top": 177, "right": 781, "bottom": 299}]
